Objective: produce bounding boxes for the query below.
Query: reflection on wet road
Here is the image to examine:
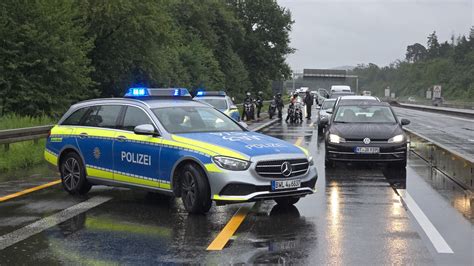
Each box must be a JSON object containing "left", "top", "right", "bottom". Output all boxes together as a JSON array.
[{"left": 0, "top": 110, "right": 473, "bottom": 265}]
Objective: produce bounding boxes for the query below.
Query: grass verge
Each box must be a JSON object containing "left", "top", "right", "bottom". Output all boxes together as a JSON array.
[{"left": 0, "top": 139, "right": 47, "bottom": 172}]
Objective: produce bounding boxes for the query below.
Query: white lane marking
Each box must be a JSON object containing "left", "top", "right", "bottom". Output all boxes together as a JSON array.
[
  {"left": 0, "top": 196, "right": 111, "bottom": 250},
  {"left": 397, "top": 189, "right": 453, "bottom": 254},
  {"left": 468, "top": 139, "right": 474, "bottom": 142}
]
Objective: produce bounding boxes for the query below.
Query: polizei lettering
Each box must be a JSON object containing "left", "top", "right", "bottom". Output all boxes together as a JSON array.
[{"left": 121, "top": 151, "right": 151, "bottom": 166}]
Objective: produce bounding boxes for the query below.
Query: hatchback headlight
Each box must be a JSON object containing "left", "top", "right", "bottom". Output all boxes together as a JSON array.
[
  {"left": 213, "top": 156, "right": 250, "bottom": 171},
  {"left": 388, "top": 134, "right": 404, "bottom": 143},
  {"left": 329, "top": 134, "right": 345, "bottom": 144},
  {"left": 308, "top": 156, "right": 314, "bottom": 166}
]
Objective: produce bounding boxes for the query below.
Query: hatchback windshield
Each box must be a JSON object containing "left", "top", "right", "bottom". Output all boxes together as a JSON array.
[
  {"left": 153, "top": 106, "right": 243, "bottom": 133},
  {"left": 321, "top": 100, "right": 335, "bottom": 110},
  {"left": 196, "top": 98, "right": 228, "bottom": 110},
  {"left": 334, "top": 106, "right": 396, "bottom": 123}
]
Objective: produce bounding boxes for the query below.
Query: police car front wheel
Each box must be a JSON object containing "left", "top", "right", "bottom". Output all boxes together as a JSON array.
[
  {"left": 180, "top": 163, "right": 212, "bottom": 214},
  {"left": 60, "top": 152, "right": 91, "bottom": 195}
]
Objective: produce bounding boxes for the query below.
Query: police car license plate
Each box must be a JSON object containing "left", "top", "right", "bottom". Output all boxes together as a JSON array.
[
  {"left": 271, "top": 179, "right": 301, "bottom": 190},
  {"left": 355, "top": 147, "right": 380, "bottom": 154}
]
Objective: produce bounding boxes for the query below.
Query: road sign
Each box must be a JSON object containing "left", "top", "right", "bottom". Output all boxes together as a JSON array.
[
  {"left": 384, "top": 88, "right": 390, "bottom": 97},
  {"left": 433, "top": 85, "right": 442, "bottom": 99},
  {"left": 390, "top": 92, "right": 395, "bottom": 98}
]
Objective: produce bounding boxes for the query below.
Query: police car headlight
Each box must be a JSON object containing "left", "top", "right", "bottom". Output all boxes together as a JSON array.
[
  {"left": 308, "top": 156, "right": 314, "bottom": 166},
  {"left": 388, "top": 134, "right": 404, "bottom": 143},
  {"left": 213, "top": 156, "right": 250, "bottom": 171},
  {"left": 329, "top": 134, "right": 345, "bottom": 144}
]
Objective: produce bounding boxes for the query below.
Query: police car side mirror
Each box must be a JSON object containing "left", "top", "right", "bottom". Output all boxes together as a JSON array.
[
  {"left": 134, "top": 124, "right": 156, "bottom": 135},
  {"left": 230, "top": 105, "right": 238, "bottom": 110},
  {"left": 238, "top": 121, "right": 249, "bottom": 129},
  {"left": 400, "top": 118, "right": 410, "bottom": 126}
]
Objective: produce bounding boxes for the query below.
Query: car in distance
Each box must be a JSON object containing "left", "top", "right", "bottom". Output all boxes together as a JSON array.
[
  {"left": 334, "top": 95, "right": 380, "bottom": 107},
  {"left": 329, "top": 91, "right": 355, "bottom": 99},
  {"left": 193, "top": 91, "right": 240, "bottom": 121},
  {"left": 321, "top": 102, "right": 410, "bottom": 169},
  {"left": 44, "top": 88, "right": 317, "bottom": 214},
  {"left": 317, "top": 98, "right": 336, "bottom": 135}
]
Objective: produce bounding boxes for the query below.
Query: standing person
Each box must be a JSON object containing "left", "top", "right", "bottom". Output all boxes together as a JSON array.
[
  {"left": 256, "top": 91, "right": 264, "bottom": 119},
  {"left": 304, "top": 91, "right": 314, "bottom": 119},
  {"left": 241, "top": 91, "right": 253, "bottom": 121},
  {"left": 275, "top": 93, "right": 284, "bottom": 119}
]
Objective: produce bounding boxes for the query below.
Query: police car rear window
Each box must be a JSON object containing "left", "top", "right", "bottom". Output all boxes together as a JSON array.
[{"left": 152, "top": 107, "right": 243, "bottom": 134}]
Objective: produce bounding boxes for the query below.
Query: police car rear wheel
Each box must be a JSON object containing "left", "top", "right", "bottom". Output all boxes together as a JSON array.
[
  {"left": 274, "top": 196, "right": 300, "bottom": 206},
  {"left": 60, "top": 153, "right": 91, "bottom": 195},
  {"left": 180, "top": 164, "right": 211, "bottom": 214}
]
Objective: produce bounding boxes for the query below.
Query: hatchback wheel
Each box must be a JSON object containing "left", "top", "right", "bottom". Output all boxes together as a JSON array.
[
  {"left": 180, "top": 163, "right": 212, "bottom": 214},
  {"left": 60, "top": 152, "right": 91, "bottom": 195}
]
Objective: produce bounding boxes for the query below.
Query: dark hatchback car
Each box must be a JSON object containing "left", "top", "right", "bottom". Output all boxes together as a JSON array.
[{"left": 321, "top": 102, "right": 410, "bottom": 169}]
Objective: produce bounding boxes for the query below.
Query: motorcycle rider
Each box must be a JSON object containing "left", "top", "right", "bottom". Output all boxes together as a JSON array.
[
  {"left": 256, "top": 91, "right": 264, "bottom": 119},
  {"left": 275, "top": 93, "right": 284, "bottom": 119},
  {"left": 304, "top": 90, "right": 314, "bottom": 119},
  {"left": 242, "top": 91, "right": 253, "bottom": 121},
  {"left": 286, "top": 92, "right": 299, "bottom": 123}
]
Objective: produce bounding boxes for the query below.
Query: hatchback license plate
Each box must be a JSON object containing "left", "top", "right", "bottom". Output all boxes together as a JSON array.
[
  {"left": 355, "top": 147, "right": 380, "bottom": 154},
  {"left": 271, "top": 179, "right": 301, "bottom": 190}
]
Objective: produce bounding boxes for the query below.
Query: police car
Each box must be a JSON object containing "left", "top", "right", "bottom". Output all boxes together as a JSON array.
[
  {"left": 44, "top": 88, "right": 317, "bottom": 213},
  {"left": 193, "top": 91, "right": 241, "bottom": 121}
]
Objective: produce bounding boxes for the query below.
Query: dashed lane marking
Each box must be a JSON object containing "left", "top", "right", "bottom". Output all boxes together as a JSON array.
[
  {"left": 294, "top": 137, "right": 304, "bottom": 147},
  {"left": 0, "top": 196, "right": 112, "bottom": 250},
  {"left": 0, "top": 180, "right": 61, "bottom": 202},
  {"left": 206, "top": 206, "right": 251, "bottom": 251},
  {"left": 397, "top": 189, "right": 453, "bottom": 254}
]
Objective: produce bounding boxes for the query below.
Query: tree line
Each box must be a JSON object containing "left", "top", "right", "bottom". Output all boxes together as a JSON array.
[
  {"left": 351, "top": 28, "right": 474, "bottom": 101},
  {"left": 0, "top": 0, "right": 294, "bottom": 116}
]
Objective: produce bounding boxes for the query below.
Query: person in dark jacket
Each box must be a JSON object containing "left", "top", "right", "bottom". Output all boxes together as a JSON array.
[
  {"left": 304, "top": 91, "right": 314, "bottom": 119},
  {"left": 256, "top": 91, "right": 264, "bottom": 119},
  {"left": 275, "top": 93, "right": 284, "bottom": 119}
]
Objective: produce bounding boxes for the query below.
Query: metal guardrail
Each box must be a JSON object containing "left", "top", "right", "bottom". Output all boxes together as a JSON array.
[
  {"left": 0, "top": 125, "right": 53, "bottom": 151},
  {"left": 406, "top": 128, "right": 473, "bottom": 192},
  {"left": 390, "top": 101, "right": 474, "bottom": 119}
]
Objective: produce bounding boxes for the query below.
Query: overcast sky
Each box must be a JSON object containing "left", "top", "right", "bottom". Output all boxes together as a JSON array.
[{"left": 278, "top": 0, "right": 473, "bottom": 71}]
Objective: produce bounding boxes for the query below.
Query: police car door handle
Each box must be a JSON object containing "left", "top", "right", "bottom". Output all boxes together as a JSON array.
[
  {"left": 79, "top": 132, "right": 88, "bottom": 139},
  {"left": 116, "top": 135, "right": 127, "bottom": 142}
]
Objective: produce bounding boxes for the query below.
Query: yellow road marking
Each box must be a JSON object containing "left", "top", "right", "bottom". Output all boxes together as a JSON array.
[
  {"left": 207, "top": 138, "right": 304, "bottom": 251},
  {"left": 294, "top": 136, "right": 304, "bottom": 147},
  {"left": 206, "top": 206, "right": 251, "bottom": 251},
  {"left": 0, "top": 179, "right": 61, "bottom": 202}
]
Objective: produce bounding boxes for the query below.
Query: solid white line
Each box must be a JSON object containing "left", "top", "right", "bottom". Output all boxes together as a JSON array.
[
  {"left": 397, "top": 189, "right": 453, "bottom": 254},
  {"left": 0, "top": 196, "right": 111, "bottom": 250}
]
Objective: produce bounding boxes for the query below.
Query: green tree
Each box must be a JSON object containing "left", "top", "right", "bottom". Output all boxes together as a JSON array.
[
  {"left": 230, "top": 0, "right": 294, "bottom": 95},
  {"left": 0, "top": 0, "right": 95, "bottom": 116},
  {"left": 405, "top": 43, "right": 427, "bottom": 62}
]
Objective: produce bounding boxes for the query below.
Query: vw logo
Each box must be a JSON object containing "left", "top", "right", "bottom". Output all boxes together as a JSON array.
[
  {"left": 281, "top": 161, "right": 293, "bottom": 177},
  {"left": 363, "top": 138, "right": 371, "bottom": 144}
]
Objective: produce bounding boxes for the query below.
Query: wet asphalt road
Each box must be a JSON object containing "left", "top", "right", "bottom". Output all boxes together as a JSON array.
[
  {"left": 0, "top": 108, "right": 473, "bottom": 265},
  {"left": 393, "top": 106, "right": 474, "bottom": 160}
]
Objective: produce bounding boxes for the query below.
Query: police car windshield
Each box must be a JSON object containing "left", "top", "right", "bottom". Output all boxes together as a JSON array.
[
  {"left": 196, "top": 98, "right": 228, "bottom": 110},
  {"left": 334, "top": 106, "right": 396, "bottom": 123},
  {"left": 152, "top": 107, "right": 243, "bottom": 134}
]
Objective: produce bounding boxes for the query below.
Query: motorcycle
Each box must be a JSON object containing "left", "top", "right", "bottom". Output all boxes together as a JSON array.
[
  {"left": 293, "top": 102, "right": 303, "bottom": 123},
  {"left": 268, "top": 99, "right": 277, "bottom": 119},
  {"left": 243, "top": 101, "right": 255, "bottom": 121}
]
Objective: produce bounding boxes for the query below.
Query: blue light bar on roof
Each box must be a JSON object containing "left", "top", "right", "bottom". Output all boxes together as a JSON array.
[
  {"left": 124, "top": 87, "right": 191, "bottom": 99},
  {"left": 194, "top": 91, "right": 226, "bottom": 97}
]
